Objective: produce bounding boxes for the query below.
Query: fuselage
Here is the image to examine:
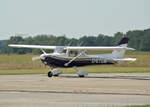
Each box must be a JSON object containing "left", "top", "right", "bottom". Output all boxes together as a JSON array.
[{"left": 41, "top": 53, "right": 116, "bottom": 67}]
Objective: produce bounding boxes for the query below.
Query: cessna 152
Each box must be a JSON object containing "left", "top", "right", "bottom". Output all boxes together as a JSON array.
[{"left": 9, "top": 35, "right": 136, "bottom": 77}]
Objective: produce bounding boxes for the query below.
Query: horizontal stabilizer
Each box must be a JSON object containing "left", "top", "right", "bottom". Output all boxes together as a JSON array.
[{"left": 113, "top": 58, "right": 136, "bottom": 61}]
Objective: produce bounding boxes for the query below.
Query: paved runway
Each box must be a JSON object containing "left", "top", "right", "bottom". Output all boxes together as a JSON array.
[{"left": 0, "top": 73, "right": 150, "bottom": 107}]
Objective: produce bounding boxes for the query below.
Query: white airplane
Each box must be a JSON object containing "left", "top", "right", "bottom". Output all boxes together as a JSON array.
[{"left": 8, "top": 35, "right": 136, "bottom": 77}]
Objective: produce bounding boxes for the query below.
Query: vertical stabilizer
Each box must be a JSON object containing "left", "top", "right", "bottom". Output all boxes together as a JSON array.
[{"left": 112, "top": 35, "right": 129, "bottom": 58}]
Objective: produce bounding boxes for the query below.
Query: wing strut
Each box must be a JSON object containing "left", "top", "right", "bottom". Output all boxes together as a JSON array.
[{"left": 64, "top": 51, "right": 85, "bottom": 66}]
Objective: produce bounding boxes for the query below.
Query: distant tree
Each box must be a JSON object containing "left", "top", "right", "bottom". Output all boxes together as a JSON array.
[
  {"left": 10, "top": 36, "right": 24, "bottom": 44},
  {"left": 57, "top": 36, "right": 69, "bottom": 46},
  {"left": 126, "top": 30, "right": 144, "bottom": 50},
  {"left": 96, "top": 34, "right": 113, "bottom": 46},
  {"left": 1, "top": 28, "right": 150, "bottom": 54},
  {"left": 113, "top": 32, "right": 123, "bottom": 46}
]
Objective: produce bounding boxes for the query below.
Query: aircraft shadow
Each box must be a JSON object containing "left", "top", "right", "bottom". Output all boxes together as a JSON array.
[{"left": 59, "top": 75, "right": 150, "bottom": 81}]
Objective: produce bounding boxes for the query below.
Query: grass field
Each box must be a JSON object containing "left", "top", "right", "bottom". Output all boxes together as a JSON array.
[
  {"left": 126, "top": 105, "right": 150, "bottom": 107},
  {"left": 0, "top": 51, "right": 150, "bottom": 75},
  {"left": 0, "top": 66, "right": 150, "bottom": 75}
]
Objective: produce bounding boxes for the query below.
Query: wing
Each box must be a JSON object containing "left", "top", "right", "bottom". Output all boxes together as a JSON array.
[
  {"left": 8, "top": 44, "right": 135, "bottom": 51},
  {"left": 8, "top": 44, "right": 56, "bottom": 50},
  {"left": 65, "top": 46, "right": 135, "bottom": 51}
]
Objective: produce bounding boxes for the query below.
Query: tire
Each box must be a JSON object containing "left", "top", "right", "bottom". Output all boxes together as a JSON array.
[
  {"left": 48, "top": 71, "right": 53, "bottom": 77},
  {"left": 53, "top": 74, "right": 59, "bottom": 77},
  {"left": 79, "top": 75, "right": 85, "bottom": 78}
]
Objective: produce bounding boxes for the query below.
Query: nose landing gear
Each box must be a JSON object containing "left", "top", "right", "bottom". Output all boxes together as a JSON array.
[
  {"left": 48, "top": 69, "right": 63, "bottom": 77},
  {"left": 48, "top": 71, "right": 53, "bottom": 77}
]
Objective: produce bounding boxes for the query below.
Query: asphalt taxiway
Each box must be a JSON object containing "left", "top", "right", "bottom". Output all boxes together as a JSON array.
[{"left": 0, "top": 73, "right": 150, "bottom": 107}]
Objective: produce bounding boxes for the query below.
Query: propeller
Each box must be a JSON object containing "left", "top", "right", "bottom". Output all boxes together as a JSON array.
[
  {"left": 32, "top": 56, "right": 41, "bottom": 61},
  {"left": 32, "top": 49, "right": 47, "bottom": 61}
]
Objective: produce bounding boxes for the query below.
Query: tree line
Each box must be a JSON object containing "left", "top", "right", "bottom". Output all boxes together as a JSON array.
[{"left": 0, "top": 28, "right": 150, "bottom": 54}]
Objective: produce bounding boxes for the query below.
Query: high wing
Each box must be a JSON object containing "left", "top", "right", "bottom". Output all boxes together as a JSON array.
[
  {"left": 8, "top": 44, "right": 135, "bottom": 51},
  {"left": 65, "top": 46, "right": 135, "bottom": 51},
  {"left": 8, "top": 44, "right": 56, "bottom": 50}
]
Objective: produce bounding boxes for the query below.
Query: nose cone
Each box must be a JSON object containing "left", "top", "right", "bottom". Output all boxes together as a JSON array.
[{"left": 40, "top": 54, "right": 46, "bottom": 60}]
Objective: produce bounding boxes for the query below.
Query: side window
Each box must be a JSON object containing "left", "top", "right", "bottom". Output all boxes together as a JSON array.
[
  {"left": 62, "top": 50, "right": 66, "bottom": 53},
  {"left": 69, "top": 51, "right": 78, "bottom": 57}
]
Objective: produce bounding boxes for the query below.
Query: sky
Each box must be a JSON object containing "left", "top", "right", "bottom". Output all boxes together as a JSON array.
[{"left": 0, "top": 0, "right": 150, "bottom": 40}]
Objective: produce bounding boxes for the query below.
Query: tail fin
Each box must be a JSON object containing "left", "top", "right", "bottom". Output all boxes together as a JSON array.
[{"left": 112, "top": 35, "right": 129, "bottom": 58}]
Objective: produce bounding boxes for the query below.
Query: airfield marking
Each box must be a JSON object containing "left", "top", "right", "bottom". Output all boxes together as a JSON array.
[{"left": 0, "top": 90, "right": 150, "bottom": 96}]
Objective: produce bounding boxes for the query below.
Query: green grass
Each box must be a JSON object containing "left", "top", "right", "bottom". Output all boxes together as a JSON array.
[
  {"left": 62, "top": 66, "right": 150, "bottom": 74},
  {"left": 126, "top": 51, "right": 150, "bottom": 55},
  {"left": 0, "top": 69, "right": 48, "bottom": 75},
  {"left": 0, "top": 66, "right": 150, "bottom": 75},
  {"left": 126, "top": 105, "right": 150, "bottom": 107},
  {"left": 0, "top": 51, "right": 150, "bottom": 75},
  {"left": 87, "top": 50, "right": 150, "bottom": 55},
  {"left": 0, "top": 54, "right": 44, "bottom": 70}
]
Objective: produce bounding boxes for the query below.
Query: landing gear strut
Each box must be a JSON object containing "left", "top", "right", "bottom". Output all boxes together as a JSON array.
[{"left": 74, "top": 66, "right": 88, "bottom": 77}]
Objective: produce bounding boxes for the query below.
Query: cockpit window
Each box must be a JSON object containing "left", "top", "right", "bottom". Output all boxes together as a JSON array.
[
  {"left": 68, "top": 51, "right": 78, "bottom": 57},
  {"left": 54, "top": 46, "right": 66, "bottom": 53},
  {"left": 54, "top": 49, "right": 66, "bottom": 53}
]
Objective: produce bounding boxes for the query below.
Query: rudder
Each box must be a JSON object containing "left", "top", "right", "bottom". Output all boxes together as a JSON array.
[{"left": 112, "top": 35, "right": 129, "bottom": 58}]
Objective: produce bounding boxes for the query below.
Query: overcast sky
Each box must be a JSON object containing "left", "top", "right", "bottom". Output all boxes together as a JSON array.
[{"left": 0, "top": 0, "right": 150, "bottom": 40}]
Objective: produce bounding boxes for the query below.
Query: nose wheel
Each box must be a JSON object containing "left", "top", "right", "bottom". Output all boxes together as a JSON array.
[
  {"left": 48, "top": 69, "right": 63, "bottom": 77},
  {"left": 48, "top": 71, "right": 53, "bottom": 77}
]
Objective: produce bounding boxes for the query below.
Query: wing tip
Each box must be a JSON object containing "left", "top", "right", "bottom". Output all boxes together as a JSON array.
[{"left": 8, "top": 44, "right": 14, "bottom": 47}]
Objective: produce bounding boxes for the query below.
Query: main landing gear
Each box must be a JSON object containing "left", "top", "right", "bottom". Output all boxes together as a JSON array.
[
  {"left": 47, "top": 67, "right": 88, "bottom": 78},
  {"left": 74, "top": 66, "right": 88, "bottom": 78}
]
